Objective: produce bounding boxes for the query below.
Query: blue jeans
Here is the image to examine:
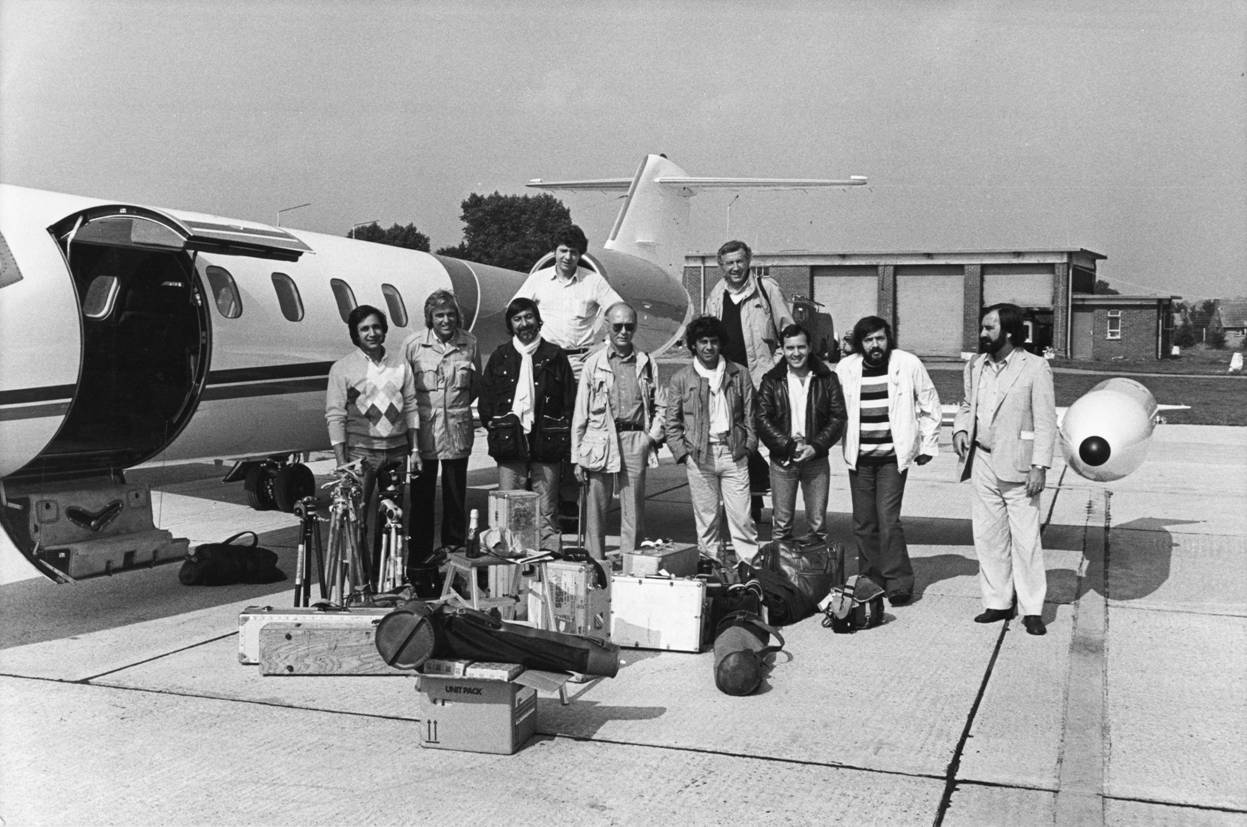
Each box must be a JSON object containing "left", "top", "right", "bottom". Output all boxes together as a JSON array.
[
  {"left": 848, "top": 461, "right": 912, "bottom": 595},
  {"left": 769, "top": 456, "right": 830, "bottom": 544}
]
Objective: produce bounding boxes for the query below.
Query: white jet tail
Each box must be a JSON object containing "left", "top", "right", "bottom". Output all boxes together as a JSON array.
[{"left": 528, "top": 154, "right": 867, "bottom": 277}]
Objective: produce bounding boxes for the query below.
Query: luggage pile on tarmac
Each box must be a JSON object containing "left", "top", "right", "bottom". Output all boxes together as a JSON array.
[{"left": 226, "top": 481, "right": 886, "bottom": 755}]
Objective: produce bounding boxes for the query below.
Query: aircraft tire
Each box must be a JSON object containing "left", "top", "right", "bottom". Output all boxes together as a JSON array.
[
  {"left": 274, "top": 464, "right": 314, "bottom": 512},
  {"left": 244, "top": 466, "right": 275, "bottom": 511}
]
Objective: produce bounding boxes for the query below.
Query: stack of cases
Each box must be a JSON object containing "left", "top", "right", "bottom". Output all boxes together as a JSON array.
[
  {"left": 529, "top": 558, "right": 610, "bottom": 638},
  {"left": 238, "top": 605, "right": 392, "bottom": 666}
]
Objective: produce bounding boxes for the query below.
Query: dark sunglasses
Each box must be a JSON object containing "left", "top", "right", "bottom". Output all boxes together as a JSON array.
[{"left": 611, "top": 322, "right": 637, "bottom": 332}]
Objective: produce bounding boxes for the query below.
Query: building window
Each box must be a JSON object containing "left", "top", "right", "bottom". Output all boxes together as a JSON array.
[
  {"left": 271, "top": 272, "right": 304, "bottom": 322},
  {"left": 330, "top": 278, "right": 357, "bottom": 323},
  {"left": 750, "top": 265, "right": 771, "bottom": 278},
  {"left": 205, "top": 265, "right": 242, "bottom": 318},
  {"left": 1106, "top": 309, "right": 1122, "bottom": 340},
  {"left": 382, "top": 283, "right": 408, "bottom": 327}
]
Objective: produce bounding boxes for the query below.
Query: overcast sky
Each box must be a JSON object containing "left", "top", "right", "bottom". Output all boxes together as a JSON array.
[{"left": 2, "top": 0, "right": 1243, "bottom": 298}]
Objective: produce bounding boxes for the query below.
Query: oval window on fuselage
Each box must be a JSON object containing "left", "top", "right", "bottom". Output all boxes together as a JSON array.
[
  {"left": 205, "top": 265, "right": 242, "bottom": 318},
  {"left": 330, "top": 278, "right": 356, "bottom": 323},
  {"left": 271, "top": 272, "right": 304, "bottom": 322},
  {"left": 382, "top": 283, "right": 408, "bottom": 327}
]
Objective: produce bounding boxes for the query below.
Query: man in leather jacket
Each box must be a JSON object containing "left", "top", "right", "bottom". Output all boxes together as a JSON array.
[
  {"left": 479, "top": 298, "right": 575, "bottom": 552},
  {"left": 755, "top": 324, "right": 847, "bottom": 545}
]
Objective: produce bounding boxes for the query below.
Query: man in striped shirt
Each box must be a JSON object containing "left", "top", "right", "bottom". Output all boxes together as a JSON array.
[{"left": 835, "top": 316, "right": 941, "bottom": 605}]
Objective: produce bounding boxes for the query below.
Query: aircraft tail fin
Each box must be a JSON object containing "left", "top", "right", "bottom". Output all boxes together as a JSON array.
[{"left": 528, "top": 154, "right": 867, "bottom": 277}]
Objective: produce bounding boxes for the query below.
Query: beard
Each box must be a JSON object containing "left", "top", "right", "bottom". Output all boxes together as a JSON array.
[
  {"left": 979, "top": 334, "right": 1005, "bottom": 355},
  {"left": 864, "top": 347, "right": 888, "bottom": 366}
]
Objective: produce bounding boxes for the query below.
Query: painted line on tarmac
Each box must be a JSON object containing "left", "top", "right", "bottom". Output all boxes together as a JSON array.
[
  {"left": 77, "top": 632, "right": 236, "bottom": 684},
  {"left": 1053, "top": 486, "right": 1108, "bottom": 824}
]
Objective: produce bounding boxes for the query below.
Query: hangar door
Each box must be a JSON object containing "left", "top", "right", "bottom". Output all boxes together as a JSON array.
[
  {"left": 897, "top": 266, "right": 963, "bottom": 356},
  {"left": 813, "top": 266, "right": 877, "bottom": 337},
  {"left": 983, "top": 264, "right": 1054, "bottom": 308}
]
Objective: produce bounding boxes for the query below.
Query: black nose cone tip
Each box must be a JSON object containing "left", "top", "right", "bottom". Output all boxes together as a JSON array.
[{"left": 1079, "top": 436, "right": 1111, "bottom": 466}]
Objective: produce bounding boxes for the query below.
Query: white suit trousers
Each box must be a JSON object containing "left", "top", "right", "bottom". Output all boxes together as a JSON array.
[{"left": 970, "top": 454, "right": 1047, "bottom": 616}]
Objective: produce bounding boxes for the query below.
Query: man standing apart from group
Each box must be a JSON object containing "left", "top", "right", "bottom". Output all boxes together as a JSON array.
[
  {"left": 836, "top": 316, "right": 941, "bottom": 606},
  {"left": 953, "top": 303, "right": 1056, "bottom": 636},
  {"left": 666, "top": 315, "right": 758, "bottom": 568},
  {"left": 513, "top": 224, "right": 622, "bottom": 379},
  {"left": 325, "top": 305, "right": 421, "bottom": 577},
  {"left": 704, "top": 240, "right": 792, "bottom": 521},
  {"left": 479, "top": 298, "right": 575, "bottom": 553},
  {"left": 571, "top": 302, "right": 666, "bottom": 562},
  {"left": 402, "top": 290, "right": 479, "bottom": 577},
  {"left": 755, "top": 323, "right": 846, "bottom": 545}
]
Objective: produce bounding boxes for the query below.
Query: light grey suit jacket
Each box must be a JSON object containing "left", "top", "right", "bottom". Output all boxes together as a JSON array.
[{"left": 953, "top": 349, "right": 1057, "bottom": 484}]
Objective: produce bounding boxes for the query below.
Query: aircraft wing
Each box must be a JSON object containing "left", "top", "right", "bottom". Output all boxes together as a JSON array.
[{"left": 527, "top": 175, "right": 868, "bottom": 193}]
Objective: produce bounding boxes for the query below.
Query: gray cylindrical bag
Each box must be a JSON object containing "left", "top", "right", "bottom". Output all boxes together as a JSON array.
[{"left": 712, "top": 615, "right": 785, "bottom": 696}]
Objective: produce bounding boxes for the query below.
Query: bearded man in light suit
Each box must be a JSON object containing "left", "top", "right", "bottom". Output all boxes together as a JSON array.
[{"left": 953, "top": 303, "right": 1057, "bottom": 636}]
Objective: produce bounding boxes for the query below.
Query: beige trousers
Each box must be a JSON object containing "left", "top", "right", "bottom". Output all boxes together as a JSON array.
[{"left": 970, "top": 454, "right": 1047, "bottom": 616}]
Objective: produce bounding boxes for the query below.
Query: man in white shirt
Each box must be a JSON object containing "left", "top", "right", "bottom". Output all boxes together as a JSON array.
[{"left": 513, "top": 224, "right": 623, "bottom": 379}]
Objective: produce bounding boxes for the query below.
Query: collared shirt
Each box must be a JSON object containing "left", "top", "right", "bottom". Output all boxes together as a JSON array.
[
  {"left": 607, "top": 347, "right": 644, "bottom": 427},
  {"left": 975, "top": 350, "right": 1014, "bottom": 449},
  {"left": 785, "top": 369, "right": 811, "bottom": 440},
  {"left": 513, "top": 265, "right": 623, "bottom": 350}
]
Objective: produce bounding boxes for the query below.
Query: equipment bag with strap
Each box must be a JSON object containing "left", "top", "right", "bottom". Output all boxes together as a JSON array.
[
  {"left": 820, "top": 574, "right": 887, "bottom": 633},
  {"left": 712, "top": 582, "right": 785, "bottom": 696},
  {"left": 179, "top": 530, "right": 285, "bottom": 586},
  {"left": 749, "top": 537, "right": 841, "bottom": 625}
]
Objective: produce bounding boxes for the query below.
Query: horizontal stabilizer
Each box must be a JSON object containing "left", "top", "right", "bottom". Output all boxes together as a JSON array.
[
  {"left": 526, "top": 178, "right": 632, "bottom": 191},
  {"left": 527, "top": 175, "right": 868, "bottom": 192}
]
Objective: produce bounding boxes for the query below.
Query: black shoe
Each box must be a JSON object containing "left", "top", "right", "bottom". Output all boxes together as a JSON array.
[
  {"left": 887, "top": 591, "right": 912, "bottom": 607},
  {"left": 1023, "top": 615, "right": 1046, "bottom": 636},
  {"left": 974, "top": 607, "right": 1014, "bottom": 623}
]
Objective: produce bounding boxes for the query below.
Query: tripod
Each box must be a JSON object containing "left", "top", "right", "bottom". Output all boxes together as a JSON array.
[
  {"left": 375, "top": 493, "right": 407, "bottom": 593},
  {"left": 292, "top": 495, "right": 325, "bottom": 607},
  {"left": 322, "top": 461, "right": 372, "bottom": 606}
]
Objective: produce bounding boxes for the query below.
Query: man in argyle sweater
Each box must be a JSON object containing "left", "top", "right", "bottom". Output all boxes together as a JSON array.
[{"left": 326, "top": 305, "right": 420, "bottom": 581}]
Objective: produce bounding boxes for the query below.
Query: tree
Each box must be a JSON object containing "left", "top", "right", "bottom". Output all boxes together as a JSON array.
[
  {"left": 436, "top": 192, "right": 573, "bottom": 272},
  {"left": 1094, "top": 279, "right": 1119, "bottom": 295},
  {"left": 345, "top": 222, "right": 430, "bottom": 252}
]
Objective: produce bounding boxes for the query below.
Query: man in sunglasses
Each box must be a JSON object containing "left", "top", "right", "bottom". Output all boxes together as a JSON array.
[{"left": 571, "top": 303, "right": 667, "bottom": 562}]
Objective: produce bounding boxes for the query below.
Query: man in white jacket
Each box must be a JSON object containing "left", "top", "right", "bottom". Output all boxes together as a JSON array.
[{"left": 835, "top": 316, "right": 941, "bottom": 605}]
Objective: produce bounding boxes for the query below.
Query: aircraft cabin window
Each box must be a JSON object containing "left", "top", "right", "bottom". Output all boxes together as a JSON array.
[
  {"left": 82, "top": 275, "right": 120, "bottom": 319},
  {"left": 205, "top": 265, "right": 242, "bottom": 319},
  {"left": 330, "top": 278, "right": 357, "bottom": 323},
  {"left": 382, "top": 283, "right": 408, "bottom": 327},
  {"left": 271, "top": 272, "right": 304, "bottom": 322}
]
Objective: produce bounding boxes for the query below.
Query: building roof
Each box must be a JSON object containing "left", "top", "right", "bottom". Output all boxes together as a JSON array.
[
  {"left": 1071, "top": 294, "right": 1177, "bottom": 307},
  {"left": 687, "top": 248, "right": 1105, "bottom": 267},
  {"left": 1218, "top": 299, "right": 1247, "bottom": 328}
]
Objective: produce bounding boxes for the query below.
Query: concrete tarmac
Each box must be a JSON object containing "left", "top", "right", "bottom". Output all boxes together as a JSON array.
[{"left": 1, "top": 424, "right": 1244, "bottom": 825}]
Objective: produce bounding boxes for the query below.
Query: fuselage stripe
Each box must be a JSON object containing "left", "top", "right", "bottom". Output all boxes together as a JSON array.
[
  {"left": 0, "top": 384, "right": 76, "bottom": 405},
  {"left": 0, "top": 401, "right": 72, "bottom": 421},
  {"left": 200, "top": 377, "right": 327, "bottom": 401}
]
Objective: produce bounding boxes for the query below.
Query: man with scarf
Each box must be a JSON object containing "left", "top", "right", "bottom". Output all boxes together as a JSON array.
[
  {"left": 665, "top": 315, "right": 759, "bottom": 568},
  {"left": 479, "top": 297, "right": 575, "bottom": 552}
]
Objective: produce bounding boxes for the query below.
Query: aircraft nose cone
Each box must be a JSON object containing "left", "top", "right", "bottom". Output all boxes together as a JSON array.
[{"left": 1079, "top": 436, "right": 1111, "bottom": 466}]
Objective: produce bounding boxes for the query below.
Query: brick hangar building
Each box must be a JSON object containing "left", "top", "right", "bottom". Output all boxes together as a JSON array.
[{"left": 683, "top": 248, "right": 1176, "bottom": 361}]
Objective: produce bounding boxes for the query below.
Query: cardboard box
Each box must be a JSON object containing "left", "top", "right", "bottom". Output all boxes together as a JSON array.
[
  {"left": 623, "top": 542, "right": 699, "bottom": 577},
  {"left": 238, "top": 605, "right": 391, "bottom": 665},
  {"left": 610, "top": 575, "right": 709, "bottom": 652},
  {"left": 415, "top": 675, "right": 537, "bottom": 754}
]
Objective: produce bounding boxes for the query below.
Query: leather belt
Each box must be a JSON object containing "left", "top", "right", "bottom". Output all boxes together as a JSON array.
[
  {"left": 563, "top": 347, "right": 589, "bottom": 355},
  {"left": 975, "top": 442, "right": 992, "bottom": 454},
  {"left": 616, "top": 422, "right": 644, "bottom": 432}
]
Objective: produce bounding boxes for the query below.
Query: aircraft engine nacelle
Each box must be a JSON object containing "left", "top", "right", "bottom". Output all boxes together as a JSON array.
[{"left": 1059, "top": 378, "right": 1158, "bottom": 482}]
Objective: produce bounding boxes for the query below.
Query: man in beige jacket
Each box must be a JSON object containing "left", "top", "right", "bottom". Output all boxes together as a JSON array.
[{"left": 953, "top": 303, "right": 1057, "bottom": 636}]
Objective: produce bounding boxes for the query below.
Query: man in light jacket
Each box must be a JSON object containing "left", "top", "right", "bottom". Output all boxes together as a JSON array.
[
  {"left": 665, "top": 315, "right": 758, "bottom": 567},
  {"left": 836, "top": 316, "right": 941, "bottom": 606},
  {"left": 571, "top": 302, "right": 666, "bottom": 562},
  {"left": 953, "top": 303, "right": 1056, "bottom": 636},
  {"left": 703, "top": 239, "right": 793, "bottom": 522},
  {"left": 402, "top": 290, "right": 479, "bottom": 576}
]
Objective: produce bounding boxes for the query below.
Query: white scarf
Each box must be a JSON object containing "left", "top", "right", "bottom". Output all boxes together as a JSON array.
[
  {"left": 510, "top": 335, "right": 542, "bottom": 432},
  {"left": 693, "top": 356, "right": 730, "bottom": 434}
]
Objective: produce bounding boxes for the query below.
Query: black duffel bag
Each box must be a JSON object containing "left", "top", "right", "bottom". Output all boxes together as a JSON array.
[
  {"left": 711, "top": 581, "right": 786, "bottom": 696},
  {"left": 179, "top": 530, "right": 286, "bottom": 586},
  {"left": 750, "top": 537, "right": 842, "bottom": 626}
]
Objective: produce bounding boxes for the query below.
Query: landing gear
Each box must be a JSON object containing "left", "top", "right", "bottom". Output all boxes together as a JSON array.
[{"left": 238, "top": 458, "right": 315, "bottom": 513}]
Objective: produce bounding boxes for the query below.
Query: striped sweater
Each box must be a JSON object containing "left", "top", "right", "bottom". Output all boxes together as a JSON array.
[{"left": 857, "top": 361, "right": 895, "bottom": 464}]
